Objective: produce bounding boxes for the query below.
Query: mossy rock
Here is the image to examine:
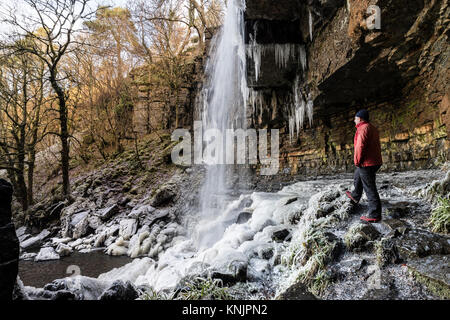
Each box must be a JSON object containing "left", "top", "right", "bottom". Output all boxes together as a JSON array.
[
  {"left": 375, "top": 238, "right": 402, "bottom": 267},
  {"left": 407, "top": 255, "right": 450, "bottom": 299},
  {"left": 344, "top": 223, "right": 381, "bottom": 252}
]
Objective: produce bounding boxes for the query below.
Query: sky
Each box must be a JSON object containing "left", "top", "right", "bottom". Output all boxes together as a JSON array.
[{"left": 0, "top": 0, "right": 132, "bottom": 38}]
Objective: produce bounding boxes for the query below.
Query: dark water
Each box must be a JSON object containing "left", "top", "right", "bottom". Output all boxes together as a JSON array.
[{"left": 19, "top": 251, "right": 133, "bottom": 288}]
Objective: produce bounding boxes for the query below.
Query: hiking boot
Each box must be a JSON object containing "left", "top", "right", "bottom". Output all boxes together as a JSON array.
[
  {"left": 360, "top": 215, "right": 382, "bottom": 223},
  {"left": 345, "top": 191, "right": 359, "bottom": 204}
]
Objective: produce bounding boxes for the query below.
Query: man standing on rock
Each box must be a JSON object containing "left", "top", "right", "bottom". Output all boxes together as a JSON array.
[
  {"left": 0, "top": 178, "right": 20, "bottom": 300},
  {"left": 346, "top": 109, "right": 383, "bottom": 223}
]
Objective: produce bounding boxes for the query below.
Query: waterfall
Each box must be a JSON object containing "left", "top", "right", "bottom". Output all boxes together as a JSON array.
[{"left": 195, "top": 0, "right": 249, "bottom": 250}]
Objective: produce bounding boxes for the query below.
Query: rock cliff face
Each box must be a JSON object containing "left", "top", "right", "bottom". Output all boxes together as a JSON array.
[{"left": 245, "top": 0, "right": 449, "bottom": 174}]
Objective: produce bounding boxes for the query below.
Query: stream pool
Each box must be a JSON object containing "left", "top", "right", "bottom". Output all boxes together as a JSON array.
[{"left": 19, "top": 250, "right": 133, "bottom": 288}]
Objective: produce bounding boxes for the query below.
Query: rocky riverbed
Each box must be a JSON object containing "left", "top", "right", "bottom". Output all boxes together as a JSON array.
[{"left": 12, "top": 163, "right": 450, "bottom": 300}]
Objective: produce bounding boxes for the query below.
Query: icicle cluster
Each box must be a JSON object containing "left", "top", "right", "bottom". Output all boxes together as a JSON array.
[
  {"left": 288, "top": 77, "right": 314, "bottom": 143},
  {"left": 247, "top": 42, "right": 307, "bottom": 79}
]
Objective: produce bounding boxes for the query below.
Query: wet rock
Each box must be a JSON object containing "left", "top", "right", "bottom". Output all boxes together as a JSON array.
[
  {"left": 98, "top": 204, "right": 119, "bottom": 221},
  {"left": 285, "top": 197, "right": 298, "bottom": 205},
  {"left": 396, "top": 229, "right": 450, "bottom": 259},
  {"left": 344, "top": 223, "right": 381, "bottom": 252},
  {"left": 236, "top": 211, "right": 252, "bottom": 224},
  {"left": 271, "top": 228, "right": 290, "bottom": 242},
  {"left": 99, "top": 280, "right": 139, "bottom": 300},
  {"left": 119, "top": 219, "right": 138, "bottom": 240},
  {"left": 35, "top": 247, "right": 60, "bottom": 261},
  {"left": 20, "top": 229, "right": 51, "bottom": 250},
  {"left": 375, "top": 238, "right": 402, "bottom": 267},
  {"left": 336, "top": 258, "right": 367, "bottom": 274},
  {"left": 128, "top": 205, "right": 155, "bottom": 219},
  {"left": 407, "top": 255, "right": 450, "bottom": 299},
  {"left": 48, "top": 202, "right": 65, "bottom": 220},
  {"left": 276, "top": 281, "right": 318, "bottom": 300},
  {"left": 141, "top": 209, "right": 170, "bottom": 228},
  {"left": 151, "top": 186, "right": 176, "bottom": 207},
  {"left": 316, "top": 204, "right": 336, "bottom": 218},
  {"left": 382, "top": 219, "right": 410, "bottom": 236},
  {"left": 384, "top": 201, "right": 418, "bottom": 219}
]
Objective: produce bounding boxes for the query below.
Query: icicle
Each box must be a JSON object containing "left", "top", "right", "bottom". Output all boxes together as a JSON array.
[
  {"left": 306, "top": 94, "right": 314, "bottom": 127},
  {"left": 289, "top": 114, "right": 295, "bottom": 143},
  {"left": 309, "top": 10, "right": 313, "bottom": 41},
  {"left": 292, "top": 76, "right": 306, "bottom": 136},
  {"left": 299, "top": 45, "right": 307, "bottom": 71}
]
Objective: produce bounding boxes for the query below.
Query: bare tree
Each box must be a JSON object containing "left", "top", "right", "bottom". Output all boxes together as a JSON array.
[
  {"left": 0, "top": 0, "right": 98, "bottom": 199},
  {"left": 0, "top": 49, "right": 48, "bottom": 210}
]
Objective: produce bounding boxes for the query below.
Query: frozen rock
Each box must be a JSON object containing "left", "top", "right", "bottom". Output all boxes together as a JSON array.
[
  {"left": 247, "top": 258, "right": 271, "bottom": 281},
  {"left": 99, "top": 204, "right": 119, "bottom": 221},
  {"left": 106, "top": 237, "right": 129, "bottom": 256},
  {"left": 18, "top": 233, "right": 31, "bottom": 243},
  {"left": 71, "top": 211, "right": 90, "bottom": 239},
  {"left": 271, "top": 228, "right": 291, "bottom": 242},
  {"left": 128, "top": 205, "right": 155, "bottom": 219},
  {"left": 20, "top": 229, "right": 51, "bottom": 250},
  {"left": 35, "top": 247, "right": 60, "bottom": 261},
  {"left": 88, "top": 215, "right": 102, "bottom": 230},
  {"left": 93, "top": 232, "right": 107, "bottom": 247},
  {"left": 68, "top": 238, "right": 83, "bottom": 248},
  {"left": 128, "top": 229, "right": 150, "bottom": 258},
  {"left": 344, "top": 223, "right": 381, "bottom": 252},
  {"left": 98, "top": 280, "right": 139, "bottom": 300},
  {"left": 55, "top": 243, "right": 73, "bottom": 257},
  {"left": 51, "top": 237, "right": 72, "bottom": 246},
  {"left": 71, "top": 211, "right": 89, "bottom": 226},
  {"left": 104, "top": 236, "right": 117, "bottom": 248},
  {"left": 119, "top": 219, "right": 138, "bottom": 240},
  {"left": 20, "top": 252, "right": 37, "bottom": 261},
  {"left": 236, "top": 212, "right": 252, "bottom": 224},
  {"left": 43, "top": 276, "right": 112, "bottom": 300},
  {"left": 16, "top": 226, "right": 29, "bottom": 238}
]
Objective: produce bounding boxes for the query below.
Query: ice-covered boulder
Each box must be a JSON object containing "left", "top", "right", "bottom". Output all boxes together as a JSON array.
[
  {"left": 56, "top": 243, "right": 73, "bottom": 257},
  {"left": 35, "top": 247, "right": 60, "bottom": 261},
  {"left": 20, "top": 229, "right": 51, "bottom": 250},
  {"left": 119, "top": 219, "right": 138, "bottom": 240}
]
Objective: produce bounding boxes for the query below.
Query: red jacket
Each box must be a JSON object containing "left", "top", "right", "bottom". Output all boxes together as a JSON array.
[{"left": 354, "top": 121, "right": 383, "bottom": 167}]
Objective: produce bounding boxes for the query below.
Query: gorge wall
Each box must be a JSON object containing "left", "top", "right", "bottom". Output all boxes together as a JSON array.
[
  {"left": 245, "top": 0, "right": 449, "bottom": 175},
  {"left": 133, "top": 0, "right": 449, "bottom": 175}
]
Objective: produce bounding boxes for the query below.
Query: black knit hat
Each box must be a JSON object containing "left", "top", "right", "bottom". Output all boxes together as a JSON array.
[{"left": 356, "top": 109, "right": 369, "bottom": 121}]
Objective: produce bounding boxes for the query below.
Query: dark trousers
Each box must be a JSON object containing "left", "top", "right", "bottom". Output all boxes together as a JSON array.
[{"left": 351, "top": 165, "right": 382, "bottom": 217}]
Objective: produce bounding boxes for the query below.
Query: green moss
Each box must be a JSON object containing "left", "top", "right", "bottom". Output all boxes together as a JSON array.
[{"left": 410, "top": 268, "right": 450, "bottom": 300}]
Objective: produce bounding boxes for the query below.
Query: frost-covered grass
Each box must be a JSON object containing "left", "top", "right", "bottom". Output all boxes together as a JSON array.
[
  {"left": 279, "top": 187, "right": 351, "bottom": 297},
  {"left": 429, "top": 197, "right": 450, "bottom": 234},
  {"left": 138, "top": 275, "right": 232, "bottom": 300},
  {"left": 176, "top": 276, "right": 232, "bottom": 300}
]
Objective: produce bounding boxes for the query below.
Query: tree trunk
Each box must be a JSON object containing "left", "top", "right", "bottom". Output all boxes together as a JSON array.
[{"left": 50, "top": 70, "right": 71, "bottom": 199}]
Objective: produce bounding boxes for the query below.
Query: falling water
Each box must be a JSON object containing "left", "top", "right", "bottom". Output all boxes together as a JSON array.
[{"left": 195, "top": 0, "right": 249, "bottom": 250}]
